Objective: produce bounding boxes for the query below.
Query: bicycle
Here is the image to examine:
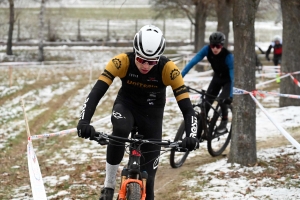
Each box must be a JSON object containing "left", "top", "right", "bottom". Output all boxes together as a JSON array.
[
  {"left": 91, "top": 127, "right": 187, "bottom": 200},
  {"left": 170, "top": 86, "right": 232, "bottom": 168}
]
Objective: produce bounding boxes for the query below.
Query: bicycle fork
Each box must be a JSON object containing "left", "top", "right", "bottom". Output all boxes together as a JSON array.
[{"left": 118, "top": 147, "right": 148, "bottom": 199}]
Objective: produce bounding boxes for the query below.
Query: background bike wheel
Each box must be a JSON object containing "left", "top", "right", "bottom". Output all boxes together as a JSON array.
[
  {"left": 169, "top": 120, "right": 190, "bottom": 168},
  {"left": 207, "top": 105, "right": 232, "bottom": 157},
  {"left": 126, "top": 182, "right": 141, "bottom": 200}
]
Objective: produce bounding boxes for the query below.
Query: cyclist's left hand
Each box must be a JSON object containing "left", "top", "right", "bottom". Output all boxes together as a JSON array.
[{"left": 182, "top": 137, "right": 199, "bottom": 151}]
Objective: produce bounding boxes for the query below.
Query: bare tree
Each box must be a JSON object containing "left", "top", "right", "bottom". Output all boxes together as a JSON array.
[
  {"left": 215, "top": 0, "right": 232, "bottom": 48},
  {"left": 280, "top": 0, "right": 300, "bottom": 107},
  {"left": 6, "top": 0, "right": 14, "bottom": 55},
  {"left": 228, "top": 0, "right": 260, "bottom": 166},
  {"left": 151, "top": 0, "right": 211, "bottom": 52}
]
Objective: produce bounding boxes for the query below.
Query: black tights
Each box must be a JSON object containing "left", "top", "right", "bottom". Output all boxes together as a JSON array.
[{"left": 107, "top": 103, "right": 164, "bottom": 200}]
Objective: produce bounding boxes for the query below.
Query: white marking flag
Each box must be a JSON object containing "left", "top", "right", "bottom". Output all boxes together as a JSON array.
[{"left": 27, "top": 140, "right": 47, "bottom": 199}]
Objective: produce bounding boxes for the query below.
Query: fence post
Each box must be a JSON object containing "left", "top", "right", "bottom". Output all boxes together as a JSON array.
[
  {"left": 17, "top": 19, "right": 20, "bottom": 41},
  {"left": 77, "top": 19, "right": 81, "bottom": 41},
  {"left": 48, "top": 19, "right": 51, "bottom": 41},
  {"left": 190, "top": 22, "right": 193, "bottom": 42},
  {"left": 106, "top": 19, "right": 110, "bottom": 41}
]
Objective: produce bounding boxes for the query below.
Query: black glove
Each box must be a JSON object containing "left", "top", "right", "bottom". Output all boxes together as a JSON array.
[
  {"left": 182, "top": 137, "right": 199, "bottom": 151},
  {"left": 222, "top": 97, "right": 232, "bottom": 105},
  {"left": 77, "top": 121, "right": 95, "bottom": 139}
]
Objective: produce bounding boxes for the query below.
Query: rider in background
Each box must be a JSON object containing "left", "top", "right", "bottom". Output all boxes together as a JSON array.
[
  {"left": 77, "top": 25, "right": 199, "bottom": 200},
  {"left": 181, "top": 32, "right": 234, "bottom": 134},
  {"left": 265, "top": 35, "right": 282, "bottom": 83}
]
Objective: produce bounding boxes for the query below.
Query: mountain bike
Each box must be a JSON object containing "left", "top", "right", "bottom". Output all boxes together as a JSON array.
[
  {"left": 91, "top": 127, "right": 187, "bottom": 200},
  {"left": 170, "top": 86, "right": 232, "bottom": 168}
]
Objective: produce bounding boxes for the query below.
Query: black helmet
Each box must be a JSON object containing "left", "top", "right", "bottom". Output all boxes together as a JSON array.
[{"left": 209, "top": 32, "right": 226, "bottom": 45}]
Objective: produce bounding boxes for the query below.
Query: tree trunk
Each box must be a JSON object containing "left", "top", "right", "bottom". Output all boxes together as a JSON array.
[
  {"left": 279, "top": 0, "right": 300, "bottom": 107},
  {"left": 38, "top": 0, "right": 45, "bottom": 62},
  {"left": 228, "top": 0, "right": 260, "bottom": 166},
  {"left": 215, "top": 0, "right": 232, "bottom": 48},
  {"left": 194, "top": 0, "right": 208, "bottom": 52},
  {"left": 6, "top": 0, "right": 14, "bottom": 56}
]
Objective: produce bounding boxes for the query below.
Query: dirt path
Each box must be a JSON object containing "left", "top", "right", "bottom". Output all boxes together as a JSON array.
[{"left": 154, "top": 129, "right": 300, "bottom": 199}]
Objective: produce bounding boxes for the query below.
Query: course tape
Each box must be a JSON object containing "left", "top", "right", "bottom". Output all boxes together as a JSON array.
[
  {"left": 248, "top": 92, "right": 300, "bottom": 151},
  {"left": 233, "top": 87, "right": 300, "bottom": 99},
  {"left": 290, "top": 74, "right": 300, "bottom": 87},
  {"left": 27, "top": 140, "right": 47, "bottom": 199},
  {"left": 30, "top": 115, "right": 111, "bottom": 140}
]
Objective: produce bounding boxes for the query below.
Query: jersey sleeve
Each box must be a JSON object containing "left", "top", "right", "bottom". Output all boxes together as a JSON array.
[
  {"left": 162, "top": 61, "right": 190, "bottom": 102},
  {"left": 99, "top": 53, "right": 129, "bottom": 85},
  {"left": 181, "top": 45, "right": 209, "bottom": 77},
  {"left": 162, "top": 61, "right": 197, "bottom": 138},
  {"left": 225, "top": 54, "right": 234, "bottom": 97}
]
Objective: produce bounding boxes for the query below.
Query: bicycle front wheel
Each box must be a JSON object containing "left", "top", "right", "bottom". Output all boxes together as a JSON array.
[
  {"left": 169, "top": 120, "right": 190, "bottom": 168},
  {"left": 126, "top": 182, "right": 141, "bottom": 200},
  {"left": 207, "top": 105, "right": 232, "bottom": 157}
]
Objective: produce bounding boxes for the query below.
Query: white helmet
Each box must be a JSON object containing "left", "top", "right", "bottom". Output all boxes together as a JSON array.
[
  {"left": 133, "top": 25, "right": 166, "bottom": 59},
  {"left": 273, "top": 35, "right": 281, "bottom": 42}
]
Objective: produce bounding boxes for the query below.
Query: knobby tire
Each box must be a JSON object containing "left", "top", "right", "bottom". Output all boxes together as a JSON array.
[
  {"left": 126, "top": 182, "right": 141, "bottom": 200},
  {"left": 207, "top": 105, "right": 232, "bottom": 157},
  {"left": 169, "top": 120, "right": 190, "bottom": 168}
]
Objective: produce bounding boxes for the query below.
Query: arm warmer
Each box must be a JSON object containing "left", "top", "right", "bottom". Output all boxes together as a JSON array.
[
  {"left": 79, "top": 80, "right": 109, "bottom": 124},
  {"left": 177, "top": 98, "right": 197, "bottom": 138}
]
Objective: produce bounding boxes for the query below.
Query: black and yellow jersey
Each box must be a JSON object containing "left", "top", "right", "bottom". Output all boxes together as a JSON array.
[
  {"left": 79, "top": 52, "right": 197, "bottom": 138},
  {"left": 99, "top": 52, "right": 189, "bottom": 107}
]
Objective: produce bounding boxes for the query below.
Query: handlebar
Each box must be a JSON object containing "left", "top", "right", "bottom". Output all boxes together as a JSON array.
[
  {"left": 91, "top": 132, "right": 188, "bottom": 152},
  {"left": 186, "top": 86, "right": 224, "bottom": 102}
]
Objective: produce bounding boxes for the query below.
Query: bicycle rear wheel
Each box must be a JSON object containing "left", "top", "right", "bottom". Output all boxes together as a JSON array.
[
  {"left": 207, "top": 105, "right": 232, "bottom": 157},
  {"left": 169, "top": 120, "right": 190, "bottom": 168},
  {"left": 126, "top": 182, "right": 141, "bottom": 200}
]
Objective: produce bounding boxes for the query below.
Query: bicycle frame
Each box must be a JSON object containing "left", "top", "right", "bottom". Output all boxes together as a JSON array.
[
  {"left": 190, "top": 87, "right": 221, "bottom": 141},
  {"left": 118, "top": 129, "right": 147, "bottom": 200},
  {"left": 170, "top": 86, "right": 232, "bottom": 168},
  {"left": 92, "top": 129, "right": 186, "bottom": 200}
]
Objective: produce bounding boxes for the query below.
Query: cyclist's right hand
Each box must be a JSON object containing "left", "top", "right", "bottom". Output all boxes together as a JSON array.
[
  {"left": 222, "top": 97, "right": 232, "bottom": 105},
  {"left": 182, "top": 137, "right": 199, "bottom": 151},
  {"left": 77, "top": 121, "right": 95, "bottom": 139}
]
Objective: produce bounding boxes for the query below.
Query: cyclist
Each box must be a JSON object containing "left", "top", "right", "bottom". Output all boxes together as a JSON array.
[
  {"left": 77, "top": 25, "right": 199, "bottom": 200},
  {"left": 265, "top": 35, "right": 282, "bottom": 66},
  {"left": 265, "top": 35, "right": 282, "bottom": 83},
  {"left": 181, "top": 31, "right": 234, "bottom": 134}
]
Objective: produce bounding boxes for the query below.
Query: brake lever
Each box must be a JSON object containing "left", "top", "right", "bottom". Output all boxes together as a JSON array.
[{"left": 90, "top": 132, "right": 109, "bottom": 145}]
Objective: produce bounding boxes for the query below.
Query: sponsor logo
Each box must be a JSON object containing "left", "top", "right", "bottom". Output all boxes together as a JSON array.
[
  {"left": 129, "top": 73, "right": 138, "bottom": 78},
  {"left": 153, "top": 157, "right": 159, "bottom": 169},
  {"left": 113, "top": 111, "right": 126, "bottom": 119},
  {"left": 170, "top": 68, "right": 180, "bottom": 80},
  {"left": 233, "top": 88, "right": 244, "bottom": 94},
  {"left": 112, "top": 58, "right": 121, "bottom": 70},
  {"left": 147, "top": 77, "right": 158, "bottom": 82},
  {"left": 149, "top": 93, "right": 156, "bottom": 98},
  {"left": 127, "top": 80, "right": 158, "bottom": 88},
  {"left": 190, "top": 116, "right": 197, "bottom": 138},
  {"left": 79, "top": 98, "right": 89, "bottom": 120},
  {"left": 147, "top": 99, "right": 156, "bottom": 102}
]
